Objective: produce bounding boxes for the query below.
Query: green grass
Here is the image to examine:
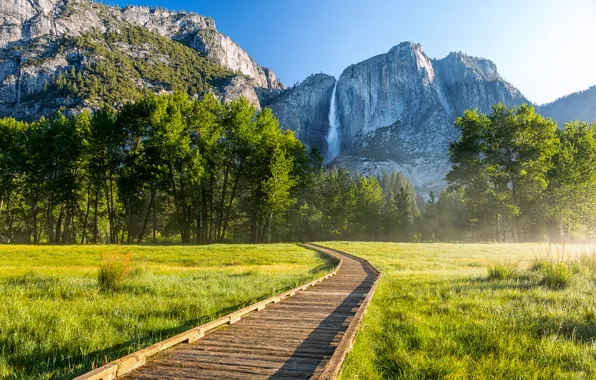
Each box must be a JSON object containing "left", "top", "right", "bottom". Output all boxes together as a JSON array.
[
  {"left": 0, "top": 244, "right": 334, "bottom": 379},
  {"left": 320, "top": 242, "right": 596, "bottom": 379}
]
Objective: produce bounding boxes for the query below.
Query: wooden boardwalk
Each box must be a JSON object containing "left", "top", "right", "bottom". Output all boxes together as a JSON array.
[{"left": 121, "top": 244, "right": 379, "bottom": 379}]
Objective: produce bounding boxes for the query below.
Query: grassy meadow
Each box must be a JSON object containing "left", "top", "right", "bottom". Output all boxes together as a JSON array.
[
  {"left": 0, "top": 244, "right": 334, "bottom": 379},
  {"left": 322, "top": 242, "right": 596, "bottom": 379}
]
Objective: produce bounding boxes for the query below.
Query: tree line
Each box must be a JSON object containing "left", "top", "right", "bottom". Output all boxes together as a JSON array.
[
  {"left": 426, "top": 103, "right": 596, "bottom": 242},
  {"left": 0, "top": 93, "right": 420, "bottom": 245},
  {"left": 0, "top": 93, "right": 309, "bottom": 244},
  {"left": 0, "top": 95, "right": 593, "bottom": 244}
]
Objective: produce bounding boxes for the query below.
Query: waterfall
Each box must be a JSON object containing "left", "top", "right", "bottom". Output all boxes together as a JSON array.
[{"left": 325, "top": 82, "right": 340, "bottom": 164}]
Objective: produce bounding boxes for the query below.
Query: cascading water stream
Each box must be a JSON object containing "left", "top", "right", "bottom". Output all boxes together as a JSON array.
[{"left": 325, "top": 82, "right": 340, "bottom": 164}]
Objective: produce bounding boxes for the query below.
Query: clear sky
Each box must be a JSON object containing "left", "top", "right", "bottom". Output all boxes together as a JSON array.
[{"left": 106, "top": 0, "right": 596, "bottom": 104}]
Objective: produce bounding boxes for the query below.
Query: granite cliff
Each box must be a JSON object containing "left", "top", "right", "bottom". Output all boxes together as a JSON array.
[
  {"left": 0, "top": 0, "right": 283, "bottom": 119},
  {"left": 269, "top": 42, "right": 527, "bottom": 191},
  {"left": 2, "top": 2, "right": 594, "bottom": 192}
]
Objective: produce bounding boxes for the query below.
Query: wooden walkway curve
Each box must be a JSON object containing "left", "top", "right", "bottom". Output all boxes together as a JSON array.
[{"left": 83, "top": 244, "right": 380, "bottom": 380}]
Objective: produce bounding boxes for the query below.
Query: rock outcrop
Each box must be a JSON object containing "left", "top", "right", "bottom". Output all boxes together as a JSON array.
[
  {"left": 266, "top": 74, "right": 336, "bottom": 156},
  {"left": 269, "top": 42, "right": 528, "bottom": 191},
  {"left": 329, "top": 43, "right": 527, "bottom": 190},
  {"left": 3, "top": 2, "right": 594, "bottom": 192},
  {"left": 0, "top": 0, "right": 283, "bottom": 119}
]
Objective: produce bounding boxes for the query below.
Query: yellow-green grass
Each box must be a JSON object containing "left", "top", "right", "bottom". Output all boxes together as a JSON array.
[
  {"left": 0, "top": 244, "right": 334, "bottom": 379},
  {"left": 321, "top": 242, "right": 596, "bottom": 379}
]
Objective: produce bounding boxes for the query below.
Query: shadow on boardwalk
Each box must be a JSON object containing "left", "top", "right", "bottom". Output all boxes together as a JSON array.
[{"left": 271, "top": 260, "right": 376, "bottom": 379}]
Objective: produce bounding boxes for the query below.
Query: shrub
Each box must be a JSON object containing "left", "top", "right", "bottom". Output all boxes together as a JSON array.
[
  {"left": 487, "top": 263, "right": 518, "bottom": 280},
  {"left": 539, "top": 262, "right": 570, "bottom": 290},
  {"left": 530, "top": 258, "right": 551, "bottom": 273},
  {"left": 577, "top": 252, "right": 596, "bottom": 273},
  {"left": 98, "top": 252, "right": 133, "bottom": 292}
]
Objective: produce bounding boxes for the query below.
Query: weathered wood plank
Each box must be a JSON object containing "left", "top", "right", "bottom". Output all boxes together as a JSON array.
[{"left": 79, "top": 244, "right": 379, "bottom": 380}]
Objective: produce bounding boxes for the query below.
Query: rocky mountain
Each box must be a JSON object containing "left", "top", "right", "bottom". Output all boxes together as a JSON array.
[
  {"left": 266, "top": 74, "right": 336, "bottom": 158},
  {"left": 269, "top": 42, "right": 527, "bottom": 191},
  {"left": 538, "top": 86, "right": 596, "bottom": 126},
  {"left": 0, "top": 0, "right": 283, "bottom": 119},
  {"left": 2, "top": 2, "right": 594, "bottom": 192}
]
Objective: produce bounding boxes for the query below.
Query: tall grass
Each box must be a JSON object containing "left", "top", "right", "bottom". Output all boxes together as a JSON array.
[
  {"left": 320, "top": 242, "right": 596, "bottom": 379},
  {"left": 0, "top": 244, "right": 333, "bottom": 379},
  {"left": 97, "top": 252, "right": 133, "bottom": 292},
  {"left": 487, "top": 262, "right": 518, "bottom": 280}
]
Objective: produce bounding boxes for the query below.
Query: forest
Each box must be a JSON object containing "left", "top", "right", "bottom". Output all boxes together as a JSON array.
[{"left": 0, "top": 95, "right": 594, "bottom": 244}]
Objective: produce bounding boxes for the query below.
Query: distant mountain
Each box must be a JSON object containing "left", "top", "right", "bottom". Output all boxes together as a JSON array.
[
  {"left": 0, "top": 0, "right": 283, "bottom": 120},
  {"left": 1, "top": 2, "right": 594, "bottom": 192},
  {"left": 538, "top": 86, "right": 596, "bottom": 126},
  {"left": 269, "top": 43, "right": 528, "bottom": 191}
]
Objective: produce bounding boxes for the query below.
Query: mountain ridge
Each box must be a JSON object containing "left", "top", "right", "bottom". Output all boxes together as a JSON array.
[
  {"left": 0, "top": 0, "right": 283, "bottom": 119},
  {"left": 1, "top": 2, "right": 595, "bottom": 192},
  {"left": 269, "top": 42, "right": 529, "bottom": 190}
]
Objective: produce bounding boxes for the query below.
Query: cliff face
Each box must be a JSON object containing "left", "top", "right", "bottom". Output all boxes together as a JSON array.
[
  {"left": 327, "top": 42, "right": 527, "bottom": 191},
  {"left": 269, "top": 42, "right": 528, "bottom": 191},
  {"left": 0, "top": 0, "right": 283, "bottom": 119},
  {"left": 266, "top": 74, "right": 336, "bottom": 156},
  {"left": 3, "top": 3, "right": 594, "bottom": 192}
]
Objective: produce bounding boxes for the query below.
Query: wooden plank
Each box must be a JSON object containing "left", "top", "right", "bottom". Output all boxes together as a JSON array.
[
  {"left": 75, "top": 246, "right": 343, "bottom": 380},
  {"left": 306, "top": 244, "right": 381, "bottom": 380},
  {"left": 80, "top": 243, "right": 380, "bottom": 380}
]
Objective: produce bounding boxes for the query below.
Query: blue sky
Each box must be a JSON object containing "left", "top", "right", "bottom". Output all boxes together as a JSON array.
[{"left": 106, "top": 0, "right": 596, "bottom": 104}]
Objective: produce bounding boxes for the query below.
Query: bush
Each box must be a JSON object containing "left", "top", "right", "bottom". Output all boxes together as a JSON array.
[
  {"left": 487, "top": 263, "right": 518, "bottom": 280},
  {"left": 577, "top": 252, "right": 596, "bottom": 273},
  {"left": 98, "top": 252, "right": 133, "bottom": 292},
  {"left": 539, "top": 262, "right": 570, "bottom": 290},
  {"left": 530, "top": 258, "right": 551, "bottom": 273}
]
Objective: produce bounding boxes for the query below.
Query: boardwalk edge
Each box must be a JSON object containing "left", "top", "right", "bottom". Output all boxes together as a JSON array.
[
  {"left": 305, "top": 243, "right": 382, "bottom": 380},
  {"left": 74, "top": 246, "right": 343, "bottom": 380}
]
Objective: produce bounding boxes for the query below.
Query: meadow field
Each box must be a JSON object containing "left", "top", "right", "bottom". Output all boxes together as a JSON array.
[
  {"left": 0, "top": 244, "right": 333, "bottom": 379},
  {"left": 322, "top": 242, "right": 596, "bottom": 379}
]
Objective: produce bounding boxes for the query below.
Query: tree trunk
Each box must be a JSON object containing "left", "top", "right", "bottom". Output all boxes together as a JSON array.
[
  {"left": 104, "top": 174, "right": 112, "bottom": 243},
  {"left": 37, "top": 216, "right": 45, "bottom": 244},
  {"left": 61, "top": 210, "right": 70, "bottom": 244},
  {"left": 32, "top": 202, "right": 38, "bottom": 244},
  {"left": 216, "top": 165, "right": 229, "bottom": 240},
  {"left": 93, "top": 185, "right": 99, "bottom": 244},
  {"left": 268, "top": 212, "right": 273, "bottom": 243},
  {"left": 81, "top": 183, "right": 92, "bottom": 244},
  {"left": 495, "top": 212, "right": 499, "bottom": 242},
  {"left": 6, "top": 191, "right": 13, "bottom": 243},
  {"left": 208, "top": 178, "right": 214, "bottom": 243},
  {"left": 137, "top": 189, "right": 155, "bottom": 244},
  {"left": 221, "top": 161, "right": 244, "bottom": 242},
  {"left": 127, "top": 197, "right": 133, "bottom": 245},
  {"left": 55, "top": 202, "right": 65, "bottom": 243},
  {"left": 201, "top": 189, "right": 208, "bottom": 244},
  {"left": 47, "top": 198, "right": 55, "bottom": 244},
  {"left": 153, "top": 196, "right": 157, "bottom": 244}
]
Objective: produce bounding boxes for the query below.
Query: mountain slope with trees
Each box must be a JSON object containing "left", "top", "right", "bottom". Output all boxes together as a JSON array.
[{"left": 0, "top": 0, "right": 283, "bottom": 120}]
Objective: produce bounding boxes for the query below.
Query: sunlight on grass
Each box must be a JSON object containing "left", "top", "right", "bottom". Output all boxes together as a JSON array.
[
  {"left": 0, "top": 244, "right": 333, "bottom": 379},
  {"left": 321, "top": 242, "right": 596, "bottom": 379}
]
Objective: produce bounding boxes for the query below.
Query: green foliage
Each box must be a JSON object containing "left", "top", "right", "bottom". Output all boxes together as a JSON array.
[
  {"left": 487, "top": 262, "right": 518, "bottom": 280},
  {"left": 284, "top": 167, "right": 421, "bottom": 242},
  {"left": 538, "top": 261, "right": 571, "bottom": 289},
  {"left": 0, "top": 93, "right": 312, "bottom": 245},
  {"left": 97, "top": 252, "right": 133, "bottom": 292},
  {"left": 443, "top": 103, "right": 596, "bottom": 242},
  {"left": 25, "top": 27, "right": 231, "bottom": 108}
]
